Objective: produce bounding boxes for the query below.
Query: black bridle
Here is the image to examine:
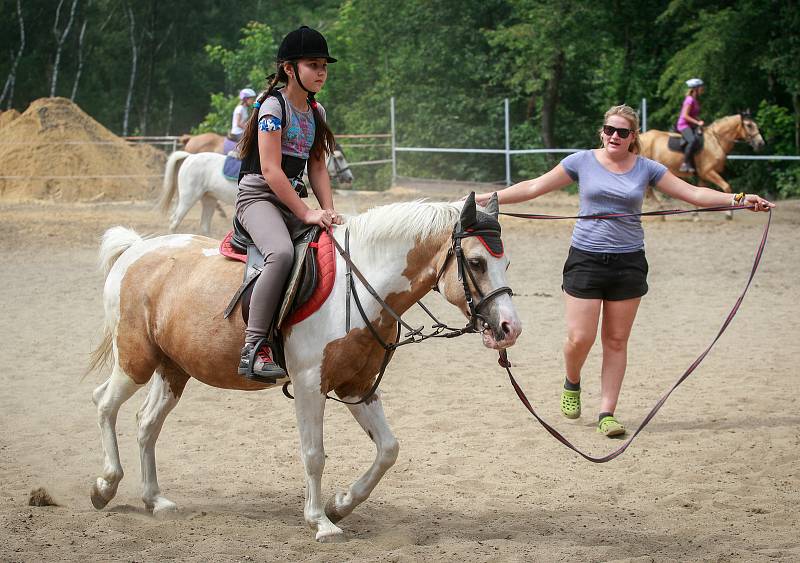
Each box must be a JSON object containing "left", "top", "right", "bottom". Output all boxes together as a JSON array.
[
  {"left": 433, "top": 225, "right": 513, "bottom": 332},
  {"left": 282, "top": 221, "right": 513, "bottom": 405}
]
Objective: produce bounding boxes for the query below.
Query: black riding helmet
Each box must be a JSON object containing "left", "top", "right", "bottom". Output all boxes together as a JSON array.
[{"left": 277, "top": 26, "right": 337, "bottom": 63}]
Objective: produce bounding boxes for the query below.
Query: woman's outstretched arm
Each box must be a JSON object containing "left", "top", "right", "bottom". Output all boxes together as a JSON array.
[{"left": 476, "top": 164, "right": 574, "bottom": 206}]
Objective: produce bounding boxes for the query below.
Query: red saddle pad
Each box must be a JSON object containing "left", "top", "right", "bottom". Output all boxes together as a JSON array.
[{"left": 219, "top": 230, "right": 336, "bottom": 326}]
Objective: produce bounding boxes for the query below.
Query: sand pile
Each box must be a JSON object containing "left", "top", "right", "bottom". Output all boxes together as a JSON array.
[
  {"left": 0, "top": 97, "right": 165, "bottom": 202},
  {"left": 0, "top": 109, "right": 19, "bottom": 129}
]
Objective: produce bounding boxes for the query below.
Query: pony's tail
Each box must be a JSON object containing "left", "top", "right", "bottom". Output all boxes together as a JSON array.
[
  {"left": 86, "top": 328, "right": 113, "bottom": 377},
  {"left": 86, "top": 227, "right": 144, "bottom": 377},
  {"left": 158, "top": 151, "right": 191, "bottom": 213},
  {"left": 98, "top": 226, "right": 142, "bottom": 277}
]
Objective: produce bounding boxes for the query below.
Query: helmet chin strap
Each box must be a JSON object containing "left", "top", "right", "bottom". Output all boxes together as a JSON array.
[{"left": 290, "top": 62, "right": 316, "bottom": 103}]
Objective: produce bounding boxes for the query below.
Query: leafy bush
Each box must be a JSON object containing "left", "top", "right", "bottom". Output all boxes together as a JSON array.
[{"left": 194, "top": 22, "right": 276, "bottom": 134}]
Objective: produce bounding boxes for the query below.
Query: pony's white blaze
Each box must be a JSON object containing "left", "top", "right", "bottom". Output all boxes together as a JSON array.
[
  {"left": 481, "top": 250, "right": 521, "bottom": 349},
  {"left": 87, "top": 197, "right": 520, "bottom": 543}
]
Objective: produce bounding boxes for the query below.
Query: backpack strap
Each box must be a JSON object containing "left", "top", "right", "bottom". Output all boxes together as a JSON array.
[
  {"left": 238, "top": 90, "right": 319, "bottom": 182},
  {"left": 257, "top": 89, "right": 318, "bottom": 135}
]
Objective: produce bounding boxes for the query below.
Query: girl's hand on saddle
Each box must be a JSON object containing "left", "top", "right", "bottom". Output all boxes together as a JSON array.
[
  {"left": 744, "top": 194, "right": 775, "bottom": 212},
  {"left": 303, "top": 208, "right": 334, "bottom": 228}
]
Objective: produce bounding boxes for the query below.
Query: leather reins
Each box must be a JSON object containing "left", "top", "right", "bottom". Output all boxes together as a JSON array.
[
  {"left": 283, "top": 221, "right": 512, "bottom": 405},
  {"left": 496, "top": 204, "right": 771, "bottom": 462}
]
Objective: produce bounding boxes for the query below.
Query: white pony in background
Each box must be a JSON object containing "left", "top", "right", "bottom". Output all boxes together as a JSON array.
[{"left": 159, "top": 147, "right": 354, "bottom": 235}]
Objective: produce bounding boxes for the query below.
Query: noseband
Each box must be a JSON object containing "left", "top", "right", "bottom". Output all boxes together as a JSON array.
[{"left": 434, "top": 225, "right": 513, "bottom": 332}]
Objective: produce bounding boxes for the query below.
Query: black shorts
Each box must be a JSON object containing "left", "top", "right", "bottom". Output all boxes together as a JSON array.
[{"left": 562, "top": 246, "right": 648, "bottom": 301}]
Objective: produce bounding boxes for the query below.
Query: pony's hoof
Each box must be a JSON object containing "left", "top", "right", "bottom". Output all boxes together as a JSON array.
[
  {"left": 324, "top": 494, "right": 349, "bottom": 524},
  {"left": 315, "top": 526, "right": 346, "bottom": 543},
  {"left": 90, "top": 479, "right": 114, "bottom": 509},
  {"left": 149, "top": 497, "right": 178, "bottom": 518}
]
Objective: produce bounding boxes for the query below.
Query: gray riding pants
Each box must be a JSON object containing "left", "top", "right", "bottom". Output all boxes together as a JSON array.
[
  {"left": 236, "top": 199, "right": 298, "bottom": 344},
  {"left": 681, "top": 127, "right": 701, "bottom": 164}
]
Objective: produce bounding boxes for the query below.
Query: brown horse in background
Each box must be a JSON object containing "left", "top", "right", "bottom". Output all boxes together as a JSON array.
[
  {"left": 640, "top": 113, "right": 765, "bottom": 195},
  {"left": 178, "top": 132, "right": 225, "bottom": 154}
]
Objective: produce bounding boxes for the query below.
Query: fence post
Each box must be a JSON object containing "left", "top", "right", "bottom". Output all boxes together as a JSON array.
[
  {"left": 390, "top": 96, "right": 397, "bottom": 186},
  {"left": 504, "top": 98, "right": 511, "bottom": 186},
  {"left": 641, "top": 97, "right": 647, "bottom": 133}
]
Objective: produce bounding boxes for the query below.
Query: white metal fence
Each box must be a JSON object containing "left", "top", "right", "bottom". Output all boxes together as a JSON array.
[
  {"left": 2, "top": 102, "right": 798, "bottom": 187},
  {"left": 338, "top": 96, "right": 800, "bottom": 188}
]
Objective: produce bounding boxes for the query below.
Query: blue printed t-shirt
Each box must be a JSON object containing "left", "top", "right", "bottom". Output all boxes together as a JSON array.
[
  {"left": 560, "top": 150, "right": 667, "bottom": 253},
  {"left": 258, "top": 89, "right": 325, "bottom": 159}
]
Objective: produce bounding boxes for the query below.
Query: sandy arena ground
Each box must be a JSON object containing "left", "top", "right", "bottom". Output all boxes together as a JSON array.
[{"left": 1, "top": 184, "right": 798, "bottom": 561}]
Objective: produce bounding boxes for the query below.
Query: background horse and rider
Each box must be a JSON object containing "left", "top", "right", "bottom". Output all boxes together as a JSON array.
[
  {"left": 640, "top": 112, "right": 765, "bottom": 198},
  {"left": 158, "top": 146, "right": 354, "bottom": 235}
]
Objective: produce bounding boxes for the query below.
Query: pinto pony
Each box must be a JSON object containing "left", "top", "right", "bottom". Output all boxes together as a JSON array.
[{"left": 88, "top": 195, "right": 521, "bottom": 542}]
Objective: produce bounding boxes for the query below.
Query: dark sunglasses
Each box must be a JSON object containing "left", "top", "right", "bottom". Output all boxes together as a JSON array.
[{"left": 603, "top": 124, "right": 632, "bottom": 138}]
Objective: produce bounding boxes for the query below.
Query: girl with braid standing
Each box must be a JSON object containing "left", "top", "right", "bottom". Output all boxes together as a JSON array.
[{"left": 235, "top": 26, "right": 342, "bottom": 382}]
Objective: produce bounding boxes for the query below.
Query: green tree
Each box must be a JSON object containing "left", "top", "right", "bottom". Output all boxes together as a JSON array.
[
  {"left": 327, "top": 0, "right": 512, "bottom": 187},
  {"left": 195, "top": 22, "right": 277, "bottom": 134}
]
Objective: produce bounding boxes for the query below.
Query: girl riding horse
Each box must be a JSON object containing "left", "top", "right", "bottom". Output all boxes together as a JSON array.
[
  {"left": 236, "top": 26, "right": 343, "bottom": 381},
  {"left": 677, "top": 77, "right": 705, "bottom": 173}
]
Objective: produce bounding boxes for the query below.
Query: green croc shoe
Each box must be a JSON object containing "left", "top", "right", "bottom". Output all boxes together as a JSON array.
[
  {"left": 560, "top": 389, "right": 581, "bottom": 419},
  {"left": 597, "top": 415, "right": 626, "bottom": 437}
]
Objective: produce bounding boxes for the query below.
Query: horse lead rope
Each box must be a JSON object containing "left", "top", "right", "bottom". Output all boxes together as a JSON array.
[
  {"left": 497, "top": 205, "right": 771, "bottom": 462},
  {"left": 499, "top": 203, "right": 747, "bottom": 221}
]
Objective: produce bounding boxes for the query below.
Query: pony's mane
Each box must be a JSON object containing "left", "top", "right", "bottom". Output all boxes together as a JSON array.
[
  {"left": 344, "top": 199, "right": 461, "bottom": 244},
  {"left": 707, "top": 114, "right": 741, "bottom": 132}
]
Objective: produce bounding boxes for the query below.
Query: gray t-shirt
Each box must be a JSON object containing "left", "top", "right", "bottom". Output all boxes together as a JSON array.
[{"left": 560, "top": 150, "right": 667, "bottom": 253}]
